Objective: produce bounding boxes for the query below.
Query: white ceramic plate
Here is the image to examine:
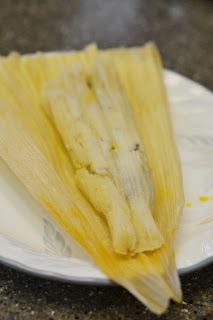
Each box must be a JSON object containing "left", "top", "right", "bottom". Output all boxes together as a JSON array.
[{"left": 0, "top": 70, "right": 212, "bottom": 285}]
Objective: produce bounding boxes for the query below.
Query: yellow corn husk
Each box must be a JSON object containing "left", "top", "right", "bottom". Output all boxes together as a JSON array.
[
  {"left": 0, "top": 43, "right": 184, "bottom": 314},
  {"left": 109, "top": 44, "right": 184, "bottom": 240}
]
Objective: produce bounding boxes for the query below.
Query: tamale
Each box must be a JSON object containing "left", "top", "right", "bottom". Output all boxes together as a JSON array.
[
  {"left": 0, "top": 44, "right": 184, "bottom": 314},
  {"left": 43, "top": 55, "right": 163, "bottom": 255}
]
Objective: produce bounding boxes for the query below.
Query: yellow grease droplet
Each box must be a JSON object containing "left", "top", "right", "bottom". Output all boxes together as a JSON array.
[
  {"left": 185, "top": 202, "right": 192, "bottom": 207},
  {"left": 199, "top": 196, "right": 209, "bottom": 202}
]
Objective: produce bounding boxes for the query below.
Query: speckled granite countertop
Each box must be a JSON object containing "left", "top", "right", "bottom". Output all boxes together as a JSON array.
[{"left": 0, "top": 0, "right": 212, "bottom": 319}]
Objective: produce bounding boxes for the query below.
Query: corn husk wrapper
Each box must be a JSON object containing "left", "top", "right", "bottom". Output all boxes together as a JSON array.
[{"left": 0, "top": 43, "right": 184, "bottom": 314}]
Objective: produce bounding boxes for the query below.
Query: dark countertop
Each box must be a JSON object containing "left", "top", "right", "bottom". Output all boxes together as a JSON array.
[{"left": 0, "top": 0, "right": 212, "bottom": 319}]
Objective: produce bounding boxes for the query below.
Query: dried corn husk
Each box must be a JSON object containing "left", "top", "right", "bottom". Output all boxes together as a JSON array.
[{"left": 0, "top": 43, "right": 184, "bottom": 314}]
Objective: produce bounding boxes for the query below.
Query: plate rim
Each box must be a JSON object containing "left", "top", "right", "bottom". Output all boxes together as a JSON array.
[{"left": 0, "top": 250, "right": 212, "bottom": 286}]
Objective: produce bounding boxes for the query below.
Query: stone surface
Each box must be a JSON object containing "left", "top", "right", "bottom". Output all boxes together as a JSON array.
[
  {"left": 0, "top": 0, "right": 212, "bottom": 319},
  {"left": 0, "top": 264, "right": 212, "bottom": 320}
]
